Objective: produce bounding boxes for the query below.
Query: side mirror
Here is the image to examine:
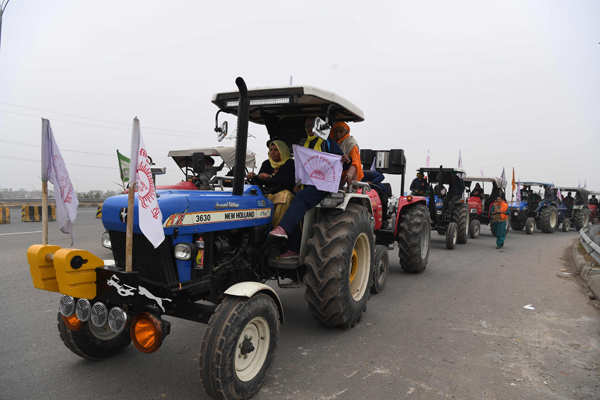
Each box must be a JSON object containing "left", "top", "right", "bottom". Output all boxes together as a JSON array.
[
  {"left": 216, "top": 121, "right": 228, "bottom": 142},
  {"left": 312, "top": 117, "right": 330, "bottom": 140}
]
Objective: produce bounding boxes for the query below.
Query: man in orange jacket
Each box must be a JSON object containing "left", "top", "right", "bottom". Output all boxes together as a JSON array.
[
  {"left": 490, "top": 192, "right": 509, "bottom": 249},
  {"left": 330, "top": 121, "right": 363, "bottom": 186}
]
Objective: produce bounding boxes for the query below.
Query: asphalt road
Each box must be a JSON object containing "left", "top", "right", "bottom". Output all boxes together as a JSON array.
[{"left": 1, "top": 209, "right": 599, "bottom": 400}]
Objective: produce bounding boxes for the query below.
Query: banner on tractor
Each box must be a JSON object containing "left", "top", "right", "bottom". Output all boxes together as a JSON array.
[
  {"left": 117, "top": 149, "right": 130, "bottom": 185},
  {"left": 293, "top": 145, "right": 342, "bottom": 193}
]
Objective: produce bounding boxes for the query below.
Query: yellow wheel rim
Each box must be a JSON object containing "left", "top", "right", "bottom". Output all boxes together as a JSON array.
[{"left": 349, "top": 249, "right": 358, "bottom": 284}]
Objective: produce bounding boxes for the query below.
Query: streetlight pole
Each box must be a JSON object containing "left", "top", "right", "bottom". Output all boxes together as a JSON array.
[{"left": 0, "top": 0, "right": 11, "bottom": 51}]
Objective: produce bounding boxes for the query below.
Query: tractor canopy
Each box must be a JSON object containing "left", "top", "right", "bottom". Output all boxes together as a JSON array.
[
  {"left": 212, "top": 86, "right": 364, "bottom": 148},
  {"left": 418, "top": 167, "right": 466, "bottom": 184},
  {"left": 168, "top": 147, "right": 256, "bottom": 171},
  {"left": 464, "top": 176, "right": 504, "bottom": 190}
]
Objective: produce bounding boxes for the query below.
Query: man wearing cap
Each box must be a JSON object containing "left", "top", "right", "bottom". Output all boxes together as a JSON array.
[
  {"left": 330, "top": 121, "right": 363, "bottom": 186},
  {"left": 410, "top": 172, "right": 429, "bottom": 195}
]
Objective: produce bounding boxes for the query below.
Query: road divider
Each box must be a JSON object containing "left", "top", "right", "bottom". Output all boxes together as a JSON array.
[
  {"left": 96, "top": 204, "right": 103, "bottom": 219},
  {"left": 21, "top": 205, "right": 56, "bottom": 223},
  {"left": 0, "top": 207, "right": 9, "bottom": 224}
]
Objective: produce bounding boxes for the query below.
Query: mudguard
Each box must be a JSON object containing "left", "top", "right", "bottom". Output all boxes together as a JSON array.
[
  {"left": 224, "top": 282, "right": 284, "bottom": 322},
  {"left": 394, "top": 195, "right": 427, "bottom": 236}
]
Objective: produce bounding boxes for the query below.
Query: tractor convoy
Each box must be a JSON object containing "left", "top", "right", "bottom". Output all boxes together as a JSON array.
[{"left": 25, "top": 78, "right": 596, "bottom": 400}]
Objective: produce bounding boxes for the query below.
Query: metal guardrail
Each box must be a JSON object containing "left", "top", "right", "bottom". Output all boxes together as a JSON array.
[{"left": 579, "top": 224, "right": 600, "bottom": 265}]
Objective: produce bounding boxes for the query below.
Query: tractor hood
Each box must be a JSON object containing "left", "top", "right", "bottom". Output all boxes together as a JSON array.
[{"left": 102, "top": 185, "right": 273, "bottom": 236}]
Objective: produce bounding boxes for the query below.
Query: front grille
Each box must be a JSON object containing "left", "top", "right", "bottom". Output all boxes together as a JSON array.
[{"left": 109, "top": 231, "right": 179, "bottom": 286}]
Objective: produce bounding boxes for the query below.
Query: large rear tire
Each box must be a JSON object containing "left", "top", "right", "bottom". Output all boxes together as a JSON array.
[
  {"left": 200, "top": 294, "right": 280, "bottom": 400},
  {"left": 573, "top": 209, "right": 590, "bottom": 231},
  {"left": 397, "top": 204, "right": 430, "bottom": 274},
  {"left": 304, "top": 204, "right": 374, "bottom": 329},
  {"left": 454, "top": 204, "right": 469, "bottom": 244},
  {"left": 371, "top": 245, "right": 389, "bottom": 294},
  {"left": 57, "top": 313, "right": 131, "bottom": 361},
  {"left": 538, "top": 206, "right": 558, "bottom": 233},
  {"left": 446, "top": 222, "right": 458, "bottom": 249}
]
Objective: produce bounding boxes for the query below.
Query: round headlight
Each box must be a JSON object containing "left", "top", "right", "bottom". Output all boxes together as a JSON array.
[
  {"left": 174, "top": 243, "right": 192, "bottom": 260},
  {"left": 76, "top": 298, "right": 91, "bottom": 322},
  {"left": 108, "top": 307, "right": 128, "bottom": 334},
  {"left": 102, "top": 231, "right": 112, "bottom": 249},
  {"left": 59, "top": 295, "right": 75, "bottom": 317},
  {"left": 90, "top": 302, "right": 108, "bottom": 328}
]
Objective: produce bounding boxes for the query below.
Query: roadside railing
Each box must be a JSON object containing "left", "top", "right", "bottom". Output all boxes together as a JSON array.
[{"left": 579, "top": 224, "right": 600, "bottom": 265}]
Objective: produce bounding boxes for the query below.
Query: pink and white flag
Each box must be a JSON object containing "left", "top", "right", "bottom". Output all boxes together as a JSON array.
[
  {"left": 426, "top": 149, "right": 430, "bottom": 167},
  {"left": 293, "top": 144, "right": 342, "bottom": 193},
  {"left": 41, "top": 119, "right": 78, "bottom": 235},
  {"left": 129, "top": 118, "right": 164, "bottom": 248}
]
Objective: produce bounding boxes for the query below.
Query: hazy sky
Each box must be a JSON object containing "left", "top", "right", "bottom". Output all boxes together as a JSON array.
[{"left": 1, "top": 1, "right": 599, "bottom": 193}]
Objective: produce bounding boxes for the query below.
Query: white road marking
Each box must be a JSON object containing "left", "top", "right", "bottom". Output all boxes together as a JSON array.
[{"left": 0, "top": 230, "right": 42, "bottom": 237}]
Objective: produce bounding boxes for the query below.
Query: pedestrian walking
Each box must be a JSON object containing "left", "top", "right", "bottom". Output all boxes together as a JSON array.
[{"left": 490, "top": 192, "right": 509, "bottom": 249}]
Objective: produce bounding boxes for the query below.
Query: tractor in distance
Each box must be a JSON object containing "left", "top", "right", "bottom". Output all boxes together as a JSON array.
[
  {"left": 415, "top": 166, "right": 469, "bottom": 249},
  {"left": 509, "top": 181, "right": 560, "bottom": 234},
  {"left": 589, "top": 191, "right": 600, "bottom": 224},
  {"left": 464, "top": 176, "right": 506, "bottom": 238},
  {"left": 555, "top": 186, "right": 591, "bottom": 231},
  {"left": 27, "top": 78, "right": 431, "bottom": 400}
]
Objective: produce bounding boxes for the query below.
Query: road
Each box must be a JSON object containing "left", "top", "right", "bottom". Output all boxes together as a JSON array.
[{"left": 1, "top": 209, "right": 599, "bottom": 400}]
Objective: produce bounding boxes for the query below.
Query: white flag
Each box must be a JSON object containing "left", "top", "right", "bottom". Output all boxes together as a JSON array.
[
  {"left": 500, "top": 168, "right": 506, "bottom": 188},
  {"left": 458, "top": 150, "right": 463, "bottom": 169},
  {"left": 293, "top": 144, "right": 342, "bottom": 193},
  {"left": 41, "top": 119, "right": 78, "bottom": 235},
  {"left": 130, "top": 118, "right": 164, "bottom": 248}
]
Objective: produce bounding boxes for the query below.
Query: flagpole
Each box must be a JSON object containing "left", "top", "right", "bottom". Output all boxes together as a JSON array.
[
  {"left": 125, "top": 182, "right": 134, "bottom": 272},
  {"left": 41, "top": 180, "right": 48, "bottom": 244},
  {"left": 41, "top": 118, "right": 49, "bottom": 245}
]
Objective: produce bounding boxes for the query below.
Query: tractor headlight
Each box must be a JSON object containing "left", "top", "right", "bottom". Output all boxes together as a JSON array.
[
  {"left": 174, "top": 243, "right": 192, "bottom": 260},
  {"left": 59, "top": 295, "right": 75, "bottom": 317},
  {"left": 108, "top": 307, "right": 128, "bottom": 334},
  {"left": 102, "top": 231, "right": 112, "bottom": 249},
  {"left": 90, "top": 302, "right": 108, "bottom": 328},
  {"left": 76, "top": 298, "right": 91, "bottom": 322}
]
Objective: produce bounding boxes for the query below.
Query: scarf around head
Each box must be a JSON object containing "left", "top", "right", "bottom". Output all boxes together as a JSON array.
[{"left": 269, "top": 140, "right": 291, "bottom": 169}]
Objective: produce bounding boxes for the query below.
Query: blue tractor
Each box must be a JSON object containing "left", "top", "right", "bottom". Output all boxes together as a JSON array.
[
  {"left": 26, "top": 78, "right": 431, "bottom": 400},
  {"left": 554, "top": 186, "right": 591, "bottom": 232},
  {"left": 509, "top": 181, "right": 560, "bottom": 234}
]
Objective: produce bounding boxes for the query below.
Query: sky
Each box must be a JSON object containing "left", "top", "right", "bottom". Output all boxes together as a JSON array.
[{"left": 1, "top": 0, "right": 599, "bottom": 194}]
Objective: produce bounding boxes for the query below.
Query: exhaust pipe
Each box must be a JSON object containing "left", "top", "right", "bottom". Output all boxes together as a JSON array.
[{"left": 232, "top": 77, "right": 249, "bottom": 196}]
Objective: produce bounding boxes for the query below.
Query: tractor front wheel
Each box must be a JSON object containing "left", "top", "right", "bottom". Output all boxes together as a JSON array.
[
  {"left": 469, "top": 219, "right": 480, "bottom": 239},
  {"left": 561, "top": 218, "right": 571, "bottom": 232},
  {"left": 525, "top": 217, "right": 536, "bottom": 234},
  {"left": 538, "top": 207, "right": 558, "bottom": 233},
  {"left": 510, "top": 217, "right": 524, "bottom": 231},
  {"left": 304, "top": 204, "right": 374, "bottom": 329},
  {"left": 397, "top": 204, "right": 430, "bottom": 273},
  {"left": 57, "top": 312, "right": 131, "bottom": 361},
  {"left": 454, "top": 204, "right": 469, "bottom": 244},
  {"left": 371, "top": 245, "right": 389, "bottom": 294},
  {"left": 446, "top": 222, "right": 458, "bottom": 249},
  {"left": 200, "top": 294, "right": 280, "bottom": 400}
]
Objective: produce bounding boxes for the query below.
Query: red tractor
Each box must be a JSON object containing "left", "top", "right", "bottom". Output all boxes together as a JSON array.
[{"left": 464, "top": 176, "right": 506, "bottom": 237}]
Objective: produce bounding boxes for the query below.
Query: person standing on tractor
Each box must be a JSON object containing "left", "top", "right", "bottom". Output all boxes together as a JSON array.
[
  {"left": 564, "top": 192, "right": 574, "bottom": 211},
  {"left": 590, "top": 195, "right": 599, "bottom": 206},
  {"left": 471, "top": 183, "right": 484, "bottom": 198},
  {"left": 269, "top": 117, "right": 347, "bottom": 259},
  {"left": 410, "top": 172, "right": 429, "bottom": 195},
  {"left": 247, "top": 140, "right": 295, "bottom": 226},
  {"left": 330, "top": 121, "right": 363, "bottom": 186},
  {"left": 490, "top": 192, "right": 509, "bottom": 249}
]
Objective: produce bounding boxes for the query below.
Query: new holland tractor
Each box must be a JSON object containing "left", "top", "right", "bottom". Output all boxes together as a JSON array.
[
  {"left": 464, "top": 176, "right": 506, "bottom": 238},
  {"left": 26, "top": 78, "right": 431, "bottom": 400},
  {"left": 509, "top": 181, "right": 559, "bottom": 234},
  {"left": 555, "top": 186, "right": 591, "bottom": 232},
  {"left": 417, "top": 167, "right": 469, "bottom": 249}
]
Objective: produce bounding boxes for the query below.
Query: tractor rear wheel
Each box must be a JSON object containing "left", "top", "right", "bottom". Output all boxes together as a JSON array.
[
  {"left": 454, "top": 204, "right": 469, "bottom": 244},
  {"left": 469, "top": 219, "right": 480, "bottom": 238},
  {"left": 57, "top": 312, "right": 131, "bottom": 361},
  {"left": 371, "top": 245, "right": 389, "bottom": 294},
  {"left": 200, "top": 294, "right": 279, "bottom": 400},
  {"left": 538, "top": 206, "right": 558, "bottom": 233},
  {"left": 525, "top": 217, "right": 536, "bottom": 234},
  {"left": 446, "top": 222, "right": 458, "bottom": 249},
  {"left": 397, "top": 204, "right": 430, "bottom": 273},
  {"left": 304, "top": 204, "right": 374, "bottom": 329},
  {"left": 573, "top": 209, "right": 590, "bottom": 231}
]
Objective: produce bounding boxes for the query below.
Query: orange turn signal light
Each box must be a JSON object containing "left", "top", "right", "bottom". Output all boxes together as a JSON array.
[
  {"left": 406, "top": 195, "right": 413, "bottom": 202},
  {"left": 62, "top": 314, "right": 83, "bottom": 331},
  {"left": 130, "top": 312, "right": 163, "bottom": 353}
]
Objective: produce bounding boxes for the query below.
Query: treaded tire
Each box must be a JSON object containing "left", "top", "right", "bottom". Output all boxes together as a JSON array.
[
  {"left": 57, "top": 313, "right": 131, "bottom": 360},
  {"left": 200, "top": 294, "right": 280, "bottom": 400},
  {"left": 538, "top": 206, "right": 558, "bottom": 233},
  {"left": 397, "top": 204, "right": 430, "bottom": 273},
  {"left": 303, "top": 204, "right": 374, "bottom": 329},
  {"left": 525, "top": 217, "right": 535, "bottom": 234},
  {"left": 371, "top": 245, "right": 389, "bottom": 294},
  {"left": 573, "top": 209, "right": 590, "bottom": 231},
  {"left": 469, "top": 219, "right": 480, "bottom": 239},
  {"left": 510, "top": 218, "right": 525, "bottom": 231},
  {"left": 453, "top": 204, "right": 469, "bottom": 244},
  {"left": 446, "top": 222, "right": 458, "bottom": 249},
  {"left": 561, "top": 218, "right": 571, "bottom": 232}
]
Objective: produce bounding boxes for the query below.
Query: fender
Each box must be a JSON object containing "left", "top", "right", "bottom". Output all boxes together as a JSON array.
[
  {"left": 224, "top": 282, "right": 284, "bottom": 323},
  {"left": 394, "top": 195, "right": 427, "bottom": 236}
]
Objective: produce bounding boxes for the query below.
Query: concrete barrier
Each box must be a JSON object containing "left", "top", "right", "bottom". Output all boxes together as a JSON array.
[
  {"left": 573, "top": 225, "right": 600, "bottom": 299},
  {"left": 0, "top": 207, "right": 9, "bottom": 224},
  {"left": 96, "top": 204, "right": 103, "bottom": 219},
  {"left": 21, "top": 205, "right": 56, "bottom": 222}
]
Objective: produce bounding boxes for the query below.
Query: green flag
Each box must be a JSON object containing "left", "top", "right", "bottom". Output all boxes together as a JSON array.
[{"left": 117, "top": 149, "right": 130, "bottom": 183}]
